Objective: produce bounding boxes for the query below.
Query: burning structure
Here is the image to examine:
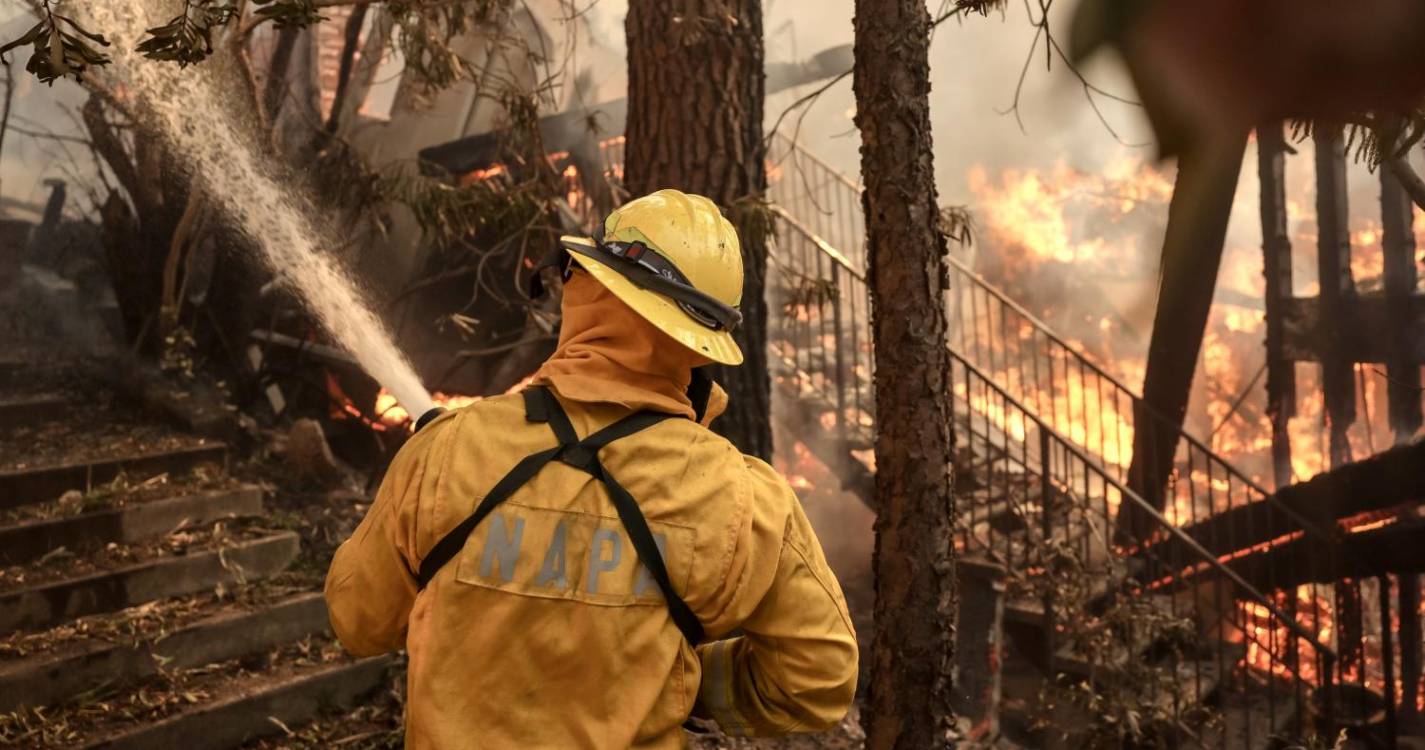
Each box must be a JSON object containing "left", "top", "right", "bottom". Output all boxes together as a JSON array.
[{"left": 1, "top": 0, "right": 1424, "bottom": 747}]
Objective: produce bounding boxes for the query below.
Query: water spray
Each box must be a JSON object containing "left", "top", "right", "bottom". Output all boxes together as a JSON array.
[{"left": 86, "top": 0, "right": 435, "bottom": 420}]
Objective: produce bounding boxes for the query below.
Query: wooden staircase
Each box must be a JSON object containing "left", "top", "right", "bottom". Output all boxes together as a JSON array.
[{"left": 0, "top": 361, "right": 392, "bottom": 748}]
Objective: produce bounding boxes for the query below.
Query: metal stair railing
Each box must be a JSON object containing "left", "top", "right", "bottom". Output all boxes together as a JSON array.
[
  {"left": 768, "top": 134, "right": 867, "bottom": 272},
  {"left": 950, "top": 349, "right": 1336, "bottom": 746},
  {"left": 768, "top": 205, "right": 874, "bottom": 452},
  {"left": 612, "top": 132, "right": 1332, "bottom": 571},
  {"left": 601, "top": 128, "right": 1345, "bottom": 745},
  {"left": 768, "top": 203, "right": 1337, "bottom": 742},
  {"left": 767, "top": 134, "right": 1333, "bottom": 562}
]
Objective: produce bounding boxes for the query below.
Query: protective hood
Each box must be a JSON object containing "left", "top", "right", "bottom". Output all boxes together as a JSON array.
[{"left": 532, "top": 272, "right": 727, "bottom": 424}]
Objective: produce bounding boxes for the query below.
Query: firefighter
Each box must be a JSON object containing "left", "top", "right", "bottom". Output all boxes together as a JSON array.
[{"left": 325, "top": 189, "right": 859, "bottom": 749}]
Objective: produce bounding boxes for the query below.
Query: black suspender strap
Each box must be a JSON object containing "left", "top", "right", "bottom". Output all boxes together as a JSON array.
[
  {"left": 523, "top": 386, "right": 578, "bottom": 445},
  {"left": 415, "top": 445, "right": 562, "bottom": 587},
  {"left": 413, "top": 386, "right": 704, "bottom": 645},
  {"left": 589, "top": 458, "right": 705, "bottom": 644}
]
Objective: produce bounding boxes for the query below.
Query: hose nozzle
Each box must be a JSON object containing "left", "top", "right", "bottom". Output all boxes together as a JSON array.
[{"left": 414, "top": 407, "right": 447, "bottom": 432}]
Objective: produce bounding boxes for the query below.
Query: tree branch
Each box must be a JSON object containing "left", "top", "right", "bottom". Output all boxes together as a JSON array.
[
  {"left": 80, "top": 94, "right": 142, "bottom": 205},
  {"left": 324, "top": 3, "right": 370, "bottom": 134},
  {"left": 0, "top": 62, "right": 13, "bottom": 199},
  {"left": 1388, "top": 156, "right": 1425, "bottom": 212}
]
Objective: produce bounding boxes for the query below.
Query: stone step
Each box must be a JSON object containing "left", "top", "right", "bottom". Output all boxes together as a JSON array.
[
  {"left": 0, "top": 443, "right": 229, "bottom": 510},
  {"left": 0, "top": 359, "right": 21, "bottom": 389},
  {"left": 0, "top": 532, "right": 300, "bottom": 635},
  {"left": 80, "top": 656, "right": 392, "bottom": 750},
  {"left": 0, "top": 485, "right": 264, "bottom": 565},
  {"left": 0, "top": 592, "right": 329, "bottom": 714},
  {"left": 0, "top": 392, "right": 70, "bottom": 429}
]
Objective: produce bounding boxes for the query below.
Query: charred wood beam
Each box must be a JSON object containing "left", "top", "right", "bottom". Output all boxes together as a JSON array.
[
  {"left": 1385, "top": 160, "right": 1425, "bottom": 716},
  {"left": 1195, "top": 514, "right": 1425, "bottom": 594},
  {"left": 1137, "top": 439, "right": 1425, "bottom": 577},
  {"left": 1118, "top": 132, "right": 1248, "bottom": 539},
  {"left": 1315, "top": 127, "right": 1357, "bottom": 468},
  {"left": 249, "top": 329, "right": 357, "bottom": 367},
  {"left": 1259, "top": 122, "right": 1296, "bottom": 489},
  {"left": 1403, "top": 565, "right": 1424, "bottom": 719},
  {"left": 1281, "top": 293, "right": 1425, "bottom": 362},
  {"left": 1382, "top": 168, "right": 1423, "bottom": 441}
]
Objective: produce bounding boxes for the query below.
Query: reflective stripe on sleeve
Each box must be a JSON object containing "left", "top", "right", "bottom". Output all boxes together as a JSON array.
[{"left": 704, "top": 639, "right": 751, "bottom": 736}]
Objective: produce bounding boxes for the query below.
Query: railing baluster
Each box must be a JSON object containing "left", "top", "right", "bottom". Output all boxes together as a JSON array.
[
  {"left": 832, "top": 264, "right": 847, "bottom": 448},
  {"left": 1040, "top": 426, "right": 1056, "bottom": 675},
  {"left": 1383, "top": 575, "right": 1398, "bottom": 749}
]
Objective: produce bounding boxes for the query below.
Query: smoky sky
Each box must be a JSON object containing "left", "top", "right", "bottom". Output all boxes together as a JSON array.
[{"left": 583, "top": 0, "right": 1158, "bottom": 205}]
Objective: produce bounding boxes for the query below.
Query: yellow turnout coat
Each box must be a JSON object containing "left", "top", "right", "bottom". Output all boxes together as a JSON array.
[{"left": 325, "top": 293, "right": 859, "bottom": 749}]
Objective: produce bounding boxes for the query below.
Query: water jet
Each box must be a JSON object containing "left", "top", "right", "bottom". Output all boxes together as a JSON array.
[{"left": 86, "top": 0, "right": 434, "bottom": 419}]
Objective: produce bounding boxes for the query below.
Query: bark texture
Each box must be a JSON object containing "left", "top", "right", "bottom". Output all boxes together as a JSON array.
[
  {"left": 1118, "top": 133, "right": 1247, "bottom": 539},
  {"left": 852, "top": 0, "right": 957, "bottom": 746},
  {"left": 624, "top": 0, "right": 772, "bottom": 460}
]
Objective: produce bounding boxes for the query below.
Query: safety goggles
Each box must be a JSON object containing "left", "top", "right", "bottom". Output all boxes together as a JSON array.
[{"left": 557, "top": 228, "right": 743, "bottom": 332}]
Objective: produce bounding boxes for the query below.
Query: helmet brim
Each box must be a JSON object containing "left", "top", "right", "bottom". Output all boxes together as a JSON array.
[{"left": 559, "top": 236, "right": 744, "bottom": 366}]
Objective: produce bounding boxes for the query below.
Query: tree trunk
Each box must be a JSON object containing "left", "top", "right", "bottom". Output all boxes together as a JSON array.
[
  {"left": 623, "top": 0, "right": 772, "bottom": 461},
  {"left": 1117, "top": 133, "right": 1248, "bottom": 541},
  {"left": 852, "top": 0, "right": 957, "bottom": 746}
]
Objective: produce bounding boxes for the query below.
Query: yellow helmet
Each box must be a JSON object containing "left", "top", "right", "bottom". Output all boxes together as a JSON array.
[{"left": 558, "top": 189, "right": 745, "bottom": 365}]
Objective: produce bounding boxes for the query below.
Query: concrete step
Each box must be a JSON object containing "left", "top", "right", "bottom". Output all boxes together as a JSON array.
[
  {"left": 0, "top": 531, "right": 300, "bottom": 635},
  {"left": 0, "top": 443, "right": 229, "bottom": 510},
  {"left": 0, "top": 592, "right": 329, "bottom": 713},
  {"left": 0, "top": 485, "right": 264, "bottom": 565},
  {"left": 79, "top": 655, "right": 392, "bottom": 750}
]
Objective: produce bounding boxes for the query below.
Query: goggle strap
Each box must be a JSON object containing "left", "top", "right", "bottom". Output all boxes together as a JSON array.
[{"left": 564, "top": 242, "right": 742, "bottom": 331}]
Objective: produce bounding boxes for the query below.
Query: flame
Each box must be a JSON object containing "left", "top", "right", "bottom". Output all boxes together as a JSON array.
[
  {"left": 964, "top": 150, "right": 1425, "bottom": 694},
  {"left": 966, "top": 147, "right": 1425, "bottom": 492},
  {"left": 374, "top": 389, "right": 485, "bottom": 428},
  {"left": 354, "top": 376, "right": 536, "bottom": 431},
  {"left": 968, "top": 154, "right": 1174, "bottom": 276}
]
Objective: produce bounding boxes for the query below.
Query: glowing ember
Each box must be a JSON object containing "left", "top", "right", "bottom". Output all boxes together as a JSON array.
[{"left": 375, "top": 389, "right": 486, "bottom": 428}]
